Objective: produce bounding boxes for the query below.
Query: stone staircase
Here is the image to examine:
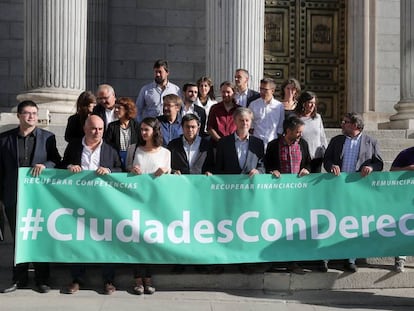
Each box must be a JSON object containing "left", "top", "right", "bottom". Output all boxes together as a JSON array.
[{"left": 1, "top": 115, "right": 414, "bottom": 290}]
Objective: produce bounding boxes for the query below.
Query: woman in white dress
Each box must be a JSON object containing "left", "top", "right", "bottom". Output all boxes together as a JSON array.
[
  {"left": 125, "top": 117, "right": 171, "bottom": 295},
  {"left": 294, "top": 91, "right": 327, "bottom": 173},
  {"left": 126, "top": 117, "right": 171, "bottom": 176}
]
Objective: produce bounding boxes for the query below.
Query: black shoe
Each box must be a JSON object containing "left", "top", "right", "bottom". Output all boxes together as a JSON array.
[
  {"left": 319, "top": 261, "right": 328, "bottom": 272},
  {"left": 344, "top": 262, "right": 357, "bottom": 273},
  {"left": 36, "top": 284, "right": 51, "bottom": 293},
  {"left": 3, "top": 283, "right": 18, "bottom": 293}
]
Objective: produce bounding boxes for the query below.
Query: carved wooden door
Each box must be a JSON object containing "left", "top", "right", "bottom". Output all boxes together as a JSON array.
[{"left": 264, "top": 0, "right": 347, "bottom": 127}]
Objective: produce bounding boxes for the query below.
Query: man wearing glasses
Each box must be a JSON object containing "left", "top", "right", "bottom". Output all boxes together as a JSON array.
[
  {"left": 323, "top": 112, "right": 383, "bottom": 272},
  {"left": 0, "top": 100, "right": 61, "bottom": 293},
  {"left": 93, "top": 84, "right": 118, "bottom": 129}
]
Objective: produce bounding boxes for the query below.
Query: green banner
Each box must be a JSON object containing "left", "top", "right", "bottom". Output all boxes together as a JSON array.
[{"left": 15, "top": 168, "right": 414, "bottom": 264}]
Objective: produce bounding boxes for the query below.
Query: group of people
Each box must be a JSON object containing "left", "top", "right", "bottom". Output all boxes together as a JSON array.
[{"left": 0, "top": 59, "right": 411, "bottom": 296}]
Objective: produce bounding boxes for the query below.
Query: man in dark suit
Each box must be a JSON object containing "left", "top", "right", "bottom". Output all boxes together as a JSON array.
[
  {"left": 168, "top": 113, "right": 214, "bottom": 175},
  {"left": 234, "top": 68, "right": 260, "bottom": 108},
  {"left": 0, "top": 100, "right": 61, "bottom": 293},
  {"left": 93, "top": 84, "right": 118, "bottom": 129},
  {"left": 215, "top": 107, "right": 265, "bottom": 176},
  {"left": 324, "top": 112, "right": 383, "bottom": 177},
  {"left": 323, "top": 112, "right": 383, "bottom": 273},
  {"left": 215, "top": 107, "right": 264, "bottom": 274},
  {"left": 181, "top": 83, "right": 207, "bottom": 136},
  {"left": 61, "top": 114, "right": 121, "bottom": 295}
]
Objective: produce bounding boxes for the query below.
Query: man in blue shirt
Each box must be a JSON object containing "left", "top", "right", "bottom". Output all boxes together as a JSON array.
[
  {"left": 157, "top": 94, "right": 183, "bottom": 146},
  {"left": 136, "top": 59, "right": 180, "bottom": 122}
]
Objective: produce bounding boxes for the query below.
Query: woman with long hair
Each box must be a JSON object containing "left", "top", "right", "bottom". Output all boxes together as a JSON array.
[
  {"left": 64, "top": 91, "right": 96, "bottom": 142},
  {"left": 125, "top": 117, "right": 171, "bottom": 295},
  {"left": 294, "top": 91, "right": 327, "bottom": 173},
  {"left": 280, "top": 78, "right": 301, "bottom": 118}
]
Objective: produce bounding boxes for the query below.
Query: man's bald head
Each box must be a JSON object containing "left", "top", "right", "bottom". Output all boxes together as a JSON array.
[{"left": 84, "top": 115, "right": 104, "bottom": 145}]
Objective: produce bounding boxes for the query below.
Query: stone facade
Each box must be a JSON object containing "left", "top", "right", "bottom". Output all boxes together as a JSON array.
[{"left": 0, "top": 0, "right": 403, "bottom": 125}]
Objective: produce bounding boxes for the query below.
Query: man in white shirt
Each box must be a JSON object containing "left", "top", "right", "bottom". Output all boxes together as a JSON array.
[
  {"left": 61, "top": 114, "right": 121, "bottom": 295},
  {"left": 234, "top": 68, "right": 260, "bottom": 108},
  {"left": 249, "top": 78, "right": 284, "bottom": 147},
  {"left": 93, "top": 84, "right": 118, "bottom": 129},
  {"left": 136, "top": 59, "right": 180, "bottom": 122}
]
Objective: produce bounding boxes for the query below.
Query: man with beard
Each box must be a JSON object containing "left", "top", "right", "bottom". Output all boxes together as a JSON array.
[
  {"left": 136, "top": 59, "right": 180, "bottom": 122},
  {"left": 157, "top": 94, "right": 183, "bottom": 147},
  {"left": 207, "top": 81, "right": 240, "bottom": 144},
  {"left": 181, "top": 83, "right": 207, "bottom": 136},
  {"left": 323, "top": 112, "right": 383, "bottom": 272}
]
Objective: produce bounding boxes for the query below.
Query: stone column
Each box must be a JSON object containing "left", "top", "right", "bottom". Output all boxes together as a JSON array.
[
  {"left": 389, "top": 0, "right": 414, "bottom": 129},
  {"left": 17, "top": 0, "right": 88, "bottom": 115},
  {"left": 206, "top": 0, "right": 264, "bottom": 92}
]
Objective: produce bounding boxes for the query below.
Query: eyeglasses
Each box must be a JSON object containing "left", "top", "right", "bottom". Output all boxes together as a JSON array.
[
  {"left": 341, "top": 120, "right": 352, "bottom": 125},
  {"left": 97, "top": 95, "right": 112, "bottom": 102}
]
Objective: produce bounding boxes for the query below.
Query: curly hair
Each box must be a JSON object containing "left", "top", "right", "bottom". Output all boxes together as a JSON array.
[{"left": 116, "top": 97, "right": 137, "bottom": 119}]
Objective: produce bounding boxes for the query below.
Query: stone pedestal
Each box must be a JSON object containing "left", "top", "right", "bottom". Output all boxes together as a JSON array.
[
  {"left": 389, "top": 0, "right": 414, "bottom": 129},
  {"left": 16, "top": 0, "right": 88, "bottom": 115},
  {"left": 206, "top": 0, "right": 264, "bottom": 91}
]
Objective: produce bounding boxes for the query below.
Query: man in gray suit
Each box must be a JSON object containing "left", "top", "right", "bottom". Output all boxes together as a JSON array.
[
  {"left": 0, "top": 100, "right": 61, "bottom": 293},
  {"left": 215, "top": 107, "right": 265, "bottom": 176},
  {"left": 323, "top": 112, "right": 383, "bottom": 272}
]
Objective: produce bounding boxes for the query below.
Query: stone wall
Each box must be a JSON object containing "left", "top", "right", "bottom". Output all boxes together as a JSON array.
[
  {"left": 0, "top": 0, "right": 24, "bottom": 109},
  {"left": 106, "top": 0, "right": 207, "bottom": 99}
]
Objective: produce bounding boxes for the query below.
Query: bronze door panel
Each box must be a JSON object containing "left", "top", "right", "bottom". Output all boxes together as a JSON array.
[{"left": 265, "top": 0, "right": 347, "bottom": 127}]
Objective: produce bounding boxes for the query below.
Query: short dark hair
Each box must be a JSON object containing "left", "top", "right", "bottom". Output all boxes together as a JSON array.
[
  {"left": 181, "top": 113, "right": 200, "bottom": 127},
  {"left": 17, "top": 100, "right": 38, "bottom": 114},
  {"left": 139, "top": 117, "right": 163, "bottom": 147},
  {"left": 219, "top": 81, "right": 236, "bottom": 92},
  {"left": 153, "top": 59, "right": 169, "bottom": 72},
  {"left": 283, "top": 115, "right": 305, "bottom": 134},
  {"left": 344, "top": 112, "right": 364, "bottom": 131},
  {"left": 260, "top": 78, "right": 276, "bottom": 90},
  {"left": 182, "top": 82, "right": 198, "bottom": 92}
]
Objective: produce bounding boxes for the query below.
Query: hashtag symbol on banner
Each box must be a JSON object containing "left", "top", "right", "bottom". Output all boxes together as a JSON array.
[{"left": 19, "top": 209, "right": 44, "bottom": 240}]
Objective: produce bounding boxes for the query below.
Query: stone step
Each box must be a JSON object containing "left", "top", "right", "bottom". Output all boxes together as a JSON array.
[{"left": 1, "top": 231, "right": 414, "bottom": 291}]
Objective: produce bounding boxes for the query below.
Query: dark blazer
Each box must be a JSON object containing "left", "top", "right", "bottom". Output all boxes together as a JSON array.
[
  {"left": 323, "top": 133, "right": 383, "bottom": 172},
  {"left": 104, "top": 119, "right": 140, "bottom": 152},
  {"left": 0, "top": 127, "right": 61, "bottom": 234},
  {"left": 92, "top": 104, "right": 115, "bottom": 129},
  {"left": 264, "top": 137, "right": 311, "bottom": 173},
  {"left": 215, "top": 134, "right": 265, "bottom": 174},
  {"left": 61, "top": 139, "right": 122, "bottom": 172},
  {"left": 246, "top": 89, "right": 260, "bottom": 107},
  {"left": 167, "top": 135, "right": 214, "bottom": 174},
  {"left": 64, "top": 114, "right": 85, "bottom": 143}
]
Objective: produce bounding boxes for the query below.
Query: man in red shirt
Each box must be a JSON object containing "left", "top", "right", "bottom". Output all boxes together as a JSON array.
[{"left": 207, "top": 81, "right": 240, "bottom": 143}]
